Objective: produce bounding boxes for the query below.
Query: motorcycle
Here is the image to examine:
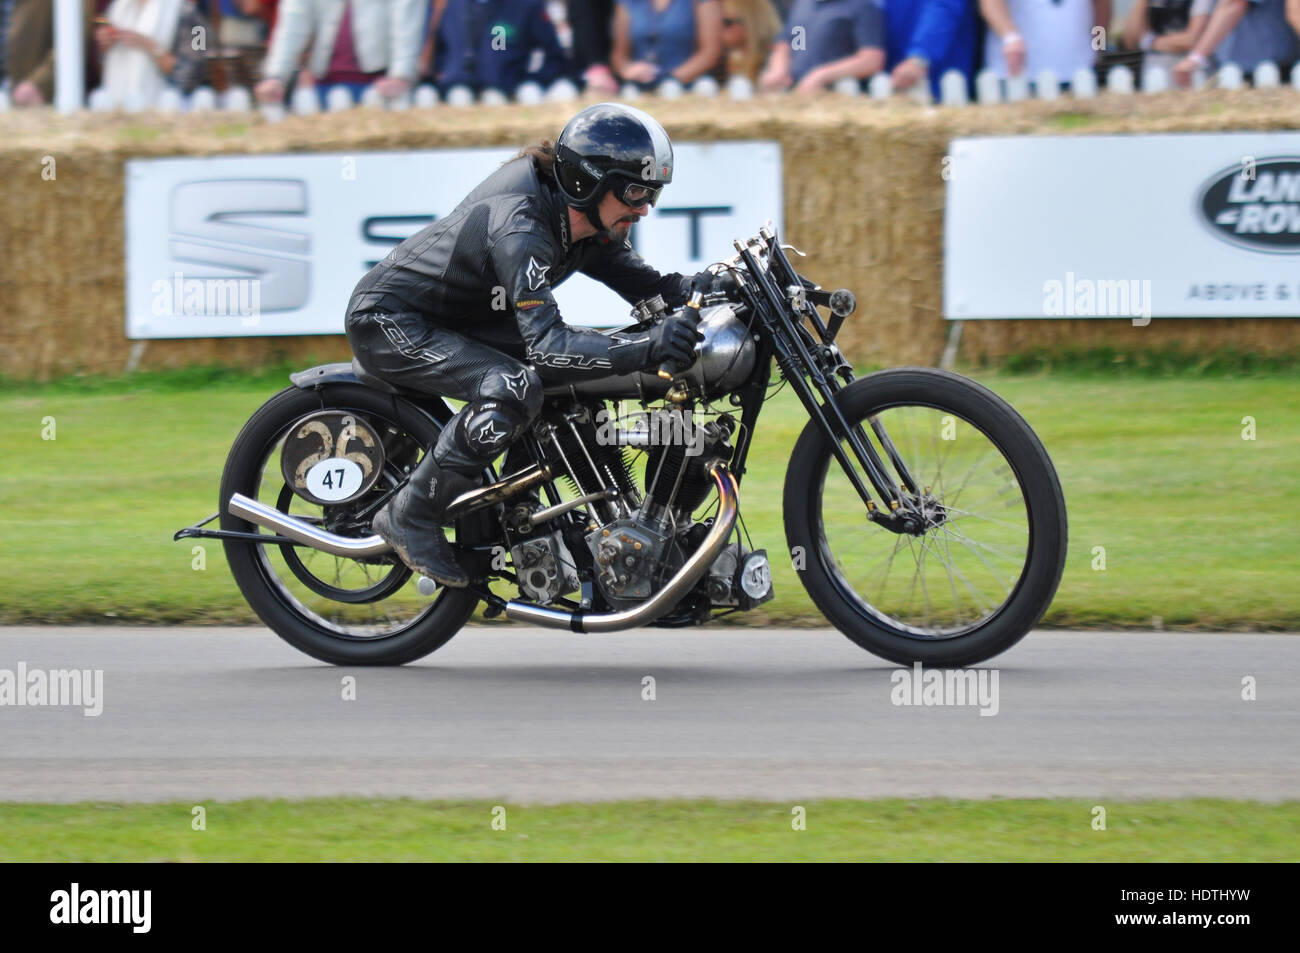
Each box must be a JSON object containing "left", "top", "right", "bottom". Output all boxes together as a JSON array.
[{"left": 176, "top": 225, "right": 1067, "bottom": 667}]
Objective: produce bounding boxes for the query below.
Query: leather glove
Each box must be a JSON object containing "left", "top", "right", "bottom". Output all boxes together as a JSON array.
[
  {"left": 607, "top": 312, "right": 705, "bottom": 375},
  {"left": 689, "top": 269, "right": 717, "bottom": 294},
  {"left": 686, "top": 268, "right": 740, "bottom": 302}
]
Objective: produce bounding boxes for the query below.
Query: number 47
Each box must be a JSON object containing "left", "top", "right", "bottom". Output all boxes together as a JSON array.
[{"left": 321, "top": 468, "right": 345, "bottom": 489}]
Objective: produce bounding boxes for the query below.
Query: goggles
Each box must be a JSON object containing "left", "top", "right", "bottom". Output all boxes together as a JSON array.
[{"left": 613, "top": 178, "right": 664, "bottom": 208}]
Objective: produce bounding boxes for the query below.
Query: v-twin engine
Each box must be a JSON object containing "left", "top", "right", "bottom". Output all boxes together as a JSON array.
[{"left": 524, "top": 405, "right": 773, "bottom": 615}]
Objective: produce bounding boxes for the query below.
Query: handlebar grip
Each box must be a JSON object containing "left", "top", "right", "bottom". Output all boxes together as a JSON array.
[{"left": 656, "top": 292, "right": 705, "bottom": 381}]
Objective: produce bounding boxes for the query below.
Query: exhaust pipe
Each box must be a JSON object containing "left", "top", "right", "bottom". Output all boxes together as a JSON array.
[
  {"left": 228, "top": 494, "right": 392, "bottom": 558},
  {"left": 226, "top": 463, "right": 552, "bottom": 559},
  {"left": 445, "top": 463, "right": 551, "bottom": 519},
  {"left": 228, "top": 460, "right": 739, "bottom": 634},
  {"left": 505, "top": 463, "right": 738, "bottom": 633}
]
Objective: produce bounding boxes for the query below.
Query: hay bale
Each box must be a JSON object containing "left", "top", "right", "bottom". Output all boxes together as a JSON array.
[{"left": 1, "top": 90, "right": 1298, "bottom": 380}]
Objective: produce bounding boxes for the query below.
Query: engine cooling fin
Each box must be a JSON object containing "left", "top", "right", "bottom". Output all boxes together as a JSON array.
[{"left": 544, "top": 412, "right": 639, "bottom": 499}]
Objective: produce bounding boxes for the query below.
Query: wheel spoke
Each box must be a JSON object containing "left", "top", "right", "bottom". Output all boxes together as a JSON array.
[
  {"left": 941, "top": 505, "right": 1026, "bottom": 533},
  {"left": 250, "top": 421, "right": 432, "bottom": 638},
  {"left": 937, "top": 526, "right": 1018, "bottom": 592},
  {"left": 945, "top": 445, "right": 994, "bottom": 509},
  {"left": 924, "top": 530, "right": 997, "bottom": 616},
  {"left": 816, "top": 402, "right": 1032, "bottom": 639}
]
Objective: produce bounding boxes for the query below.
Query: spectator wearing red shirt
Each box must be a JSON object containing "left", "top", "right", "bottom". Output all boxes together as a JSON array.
[{"left": 255, "top": 0, "right": 424, "bottom": 105}]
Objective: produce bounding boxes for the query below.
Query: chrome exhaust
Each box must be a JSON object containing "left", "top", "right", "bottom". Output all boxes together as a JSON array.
[
  {"left": 226, "top": 463, "right": 552, "bottom": 559},
  {"left": 443, "top": 463, "right": 551, "bottom": 519},
  {"left": 521, "top": 489, "right": 614, "bottom": 531},
  {"left": 504, "top": 463, "right": 739, "bottom": 633},
  {"left": 227, "top": 494, "right": 391, "bottom": 558}
]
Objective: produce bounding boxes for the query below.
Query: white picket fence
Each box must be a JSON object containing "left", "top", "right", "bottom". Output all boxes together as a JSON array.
[{"left": 1, "top": 61, "right": 1295, "bottom": 116}]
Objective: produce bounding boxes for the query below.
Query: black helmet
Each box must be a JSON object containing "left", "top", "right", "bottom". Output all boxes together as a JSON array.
[{"left": 554, "top": 103, "right": 674, "bottom": 230}]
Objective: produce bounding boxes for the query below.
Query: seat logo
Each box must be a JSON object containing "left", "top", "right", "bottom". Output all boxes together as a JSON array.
[{"left": 168, "top": 179, "right": 312, "bottom": 312}]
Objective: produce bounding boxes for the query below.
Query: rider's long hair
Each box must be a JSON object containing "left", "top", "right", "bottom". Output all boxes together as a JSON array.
[{"left": 512, "top": 140, "right": 557, "bottom": 179}]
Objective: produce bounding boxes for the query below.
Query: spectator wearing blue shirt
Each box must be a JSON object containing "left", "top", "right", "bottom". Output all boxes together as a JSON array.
[
  {"left": 883, "top": 0, "right": 979, "bottom": 98},
  {"left": 610, "top": 0, "right": 725, "bottom": 87},
  {"left": 433, "top": 0, "right": 571, "bottom": 94},
  {"left": 1172, "top": 0, "right": 1299, "bottom": 85},
  {"left": 759, "top": 0, "right": 884, "bottom": 94}
]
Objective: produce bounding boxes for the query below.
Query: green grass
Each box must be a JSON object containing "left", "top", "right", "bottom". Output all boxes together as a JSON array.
[
  {"left": 1, "top": 360, "right": 1296, "bottom": 628},
  {"left": 1, "top": 797, "right": 1293, "bottom": 861},
  {"left": 993, "top": 345, "right": 1300, "bottom": 377},
  {"left": 1050, "top": 113, "right": 1101, "bottom": 131}
]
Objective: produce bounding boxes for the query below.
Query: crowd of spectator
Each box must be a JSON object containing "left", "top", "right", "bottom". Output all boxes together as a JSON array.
[{"left": 3, "top": 0, "right": 1300, "bottom": 110}]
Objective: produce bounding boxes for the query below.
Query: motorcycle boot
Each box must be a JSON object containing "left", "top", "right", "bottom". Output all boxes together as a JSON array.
[{"left": 372, "top": 452, "right": 478, "bottom": 589}]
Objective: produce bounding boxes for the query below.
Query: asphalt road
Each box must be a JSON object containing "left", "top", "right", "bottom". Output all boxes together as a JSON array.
[{"left": 0, "top": 627, "right": 1295, "bottom": 802}]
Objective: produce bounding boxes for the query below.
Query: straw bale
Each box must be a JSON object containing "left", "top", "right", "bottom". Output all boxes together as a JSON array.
[{"left": 1, "top": 89, "right": 1297, "bottom": 380}]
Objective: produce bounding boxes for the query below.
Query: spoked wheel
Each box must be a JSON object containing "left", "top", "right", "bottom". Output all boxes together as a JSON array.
[
  {"left": 784, "top": 368, "right": 1067, "bottom": 666},
  {"left": 272, "top": 473, "right": 413, "bottom": 604},
  {"left": 219, "top": 384, "right": 478, "bottom": 665}
]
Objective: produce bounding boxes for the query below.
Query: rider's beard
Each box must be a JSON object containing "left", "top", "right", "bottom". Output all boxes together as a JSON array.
[{"left": 609, "top": 214, "right": 637, "bottom": 242}]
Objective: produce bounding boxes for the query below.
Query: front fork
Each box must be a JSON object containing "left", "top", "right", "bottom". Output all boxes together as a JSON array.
[
  {"left": 735, "top": 240, "right": 938, "bottom": 537},
  {"left": 850, "top": 403, "right": 944, "bottom": 536},
  {"left": 808, "top": 367, "right": 940, "bottom": 538}
]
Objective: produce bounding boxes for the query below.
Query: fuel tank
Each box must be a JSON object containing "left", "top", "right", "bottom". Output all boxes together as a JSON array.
[{"left": 540, "top": 304, "right": 756, "bottom": 400}]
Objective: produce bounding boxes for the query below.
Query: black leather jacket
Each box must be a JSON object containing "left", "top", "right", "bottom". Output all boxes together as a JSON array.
[{"left": 347, "top": 156, "right": 693, "bottom": 379}]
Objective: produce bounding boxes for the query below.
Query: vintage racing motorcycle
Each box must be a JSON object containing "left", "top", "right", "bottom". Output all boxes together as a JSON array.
[{"left": 176, "top": 226, "right": 1067, "bottom": 667}]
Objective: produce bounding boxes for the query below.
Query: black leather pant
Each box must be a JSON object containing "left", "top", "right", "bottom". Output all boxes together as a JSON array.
[{"left": 346, "top": 310, "right": 543, "bottom": 474}]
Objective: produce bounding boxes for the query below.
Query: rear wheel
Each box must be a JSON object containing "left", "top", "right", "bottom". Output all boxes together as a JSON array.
[
  {"left": 219, "top": 384, "right": 478, "bottom": 665},
  {"left": 784, "top": 368, "right": 1067, "bottom": 666}
]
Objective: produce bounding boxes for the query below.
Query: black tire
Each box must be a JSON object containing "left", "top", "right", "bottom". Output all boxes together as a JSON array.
[
  {"left": 784, "top": 367, "right": 1067, "bottom": 667},
  {"left": 219, "top": 384, "right": 479, "bottom": 665}
]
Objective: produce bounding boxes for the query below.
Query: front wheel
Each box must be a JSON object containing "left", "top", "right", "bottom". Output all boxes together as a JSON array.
[{"left": 784, "top": 368, "right": 1067, "bottom": 667}]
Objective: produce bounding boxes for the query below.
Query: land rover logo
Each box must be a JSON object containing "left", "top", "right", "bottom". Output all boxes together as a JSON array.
[{"left": 1198, "top": 157, "right": 1300, "bottom": 254}]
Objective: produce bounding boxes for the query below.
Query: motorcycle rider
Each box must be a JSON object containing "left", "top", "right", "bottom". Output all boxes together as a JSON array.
[{"left": 345, "top": 102, "right": 712, "bottom": 589}]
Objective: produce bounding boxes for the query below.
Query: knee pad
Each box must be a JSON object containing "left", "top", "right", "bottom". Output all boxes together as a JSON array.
[
  {"left": 434, "top": 400, "right": 532, "bottom": 471},
  {"left": 481, "top": 367, "right": 544, "bottom": 419},
  {"left": 462, "top": 400, "right": 529, "bottom": 458}
]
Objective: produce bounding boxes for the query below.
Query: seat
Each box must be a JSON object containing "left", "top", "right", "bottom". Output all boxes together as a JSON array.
[{"left": 350, "top": 358, "right": 400, "bottom": 394}]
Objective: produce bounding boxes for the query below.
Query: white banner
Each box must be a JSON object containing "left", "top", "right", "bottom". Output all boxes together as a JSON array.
[
  {"left": 945, "top": 133, "right": 1300, "bottom": 320},
  {"left": 124, "top": 143, "right": 782, "bottom": 338}
]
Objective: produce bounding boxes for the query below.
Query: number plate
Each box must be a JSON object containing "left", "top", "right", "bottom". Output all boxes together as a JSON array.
[
  {"left": 304, "top": 457, "right": 365, "bottom": 502},
  {"left": 280, "top": 411, "right": 385, "bottom": 506}
]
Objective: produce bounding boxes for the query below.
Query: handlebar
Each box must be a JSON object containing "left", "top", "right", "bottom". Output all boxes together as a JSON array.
[{"left": 656, "top": 289, "right": 705, "bottom": 381}]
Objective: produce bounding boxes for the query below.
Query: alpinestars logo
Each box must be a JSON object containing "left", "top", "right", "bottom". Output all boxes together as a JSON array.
[
  {"left": 500, "top": 370, "right": 530, "bottom": 401},
  {"left": 474, "top": 419, "right": 508, "bottom": 447},
  {"left": 525, "top": 256, "right": 549, "bottom": 291}
]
